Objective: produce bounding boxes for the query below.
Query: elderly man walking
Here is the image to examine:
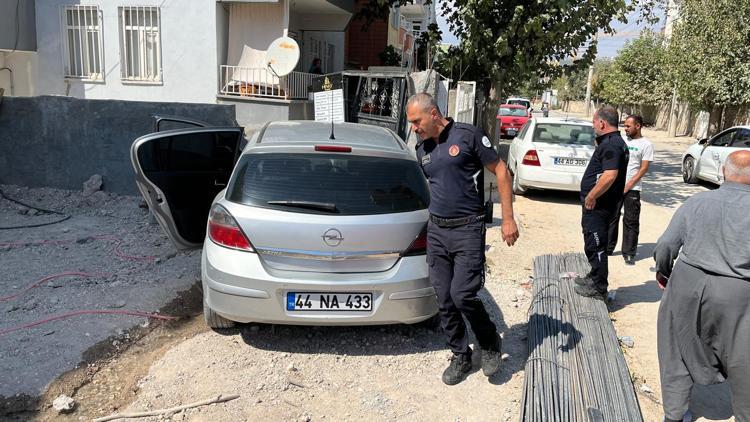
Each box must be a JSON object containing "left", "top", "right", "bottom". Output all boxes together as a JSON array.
[{"left": 655, "top": 150, "right": 750, "bottom": 422}]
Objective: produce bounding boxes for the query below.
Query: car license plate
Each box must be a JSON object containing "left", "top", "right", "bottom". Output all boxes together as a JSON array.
[
  {"left": 554, "top": 157, "right": 587, "bottom": 166},
  {"left": 286, "top": 292, "right": 373, "bottom": 312},
  {"left": 507, "top": 129, "right": 517, "bottom": 135}
]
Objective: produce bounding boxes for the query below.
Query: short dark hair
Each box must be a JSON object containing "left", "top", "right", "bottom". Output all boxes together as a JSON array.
[
  {"left": 626, "top": 114, "right": 643, "bottom": 127},
  {"left": 594, "top": 106, "right": 619, "bottom": 127}
]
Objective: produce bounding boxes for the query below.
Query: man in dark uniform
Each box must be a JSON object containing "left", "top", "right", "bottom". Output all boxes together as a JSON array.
[
  {"left": 574, "top": 106, "right": 629, "bottom": 300},
  {"left": 407, "top": 93, "right": 519, "bottom": 385},
  {"left": 655, "top": 150, "right": 750, "bottom": 422}
]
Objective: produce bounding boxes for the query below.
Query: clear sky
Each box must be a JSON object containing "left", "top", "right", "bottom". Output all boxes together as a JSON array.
[{"left": 436, "top": 4, "right": 667, "bottom": 58}]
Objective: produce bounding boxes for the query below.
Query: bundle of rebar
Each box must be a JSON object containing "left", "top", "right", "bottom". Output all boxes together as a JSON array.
[{"left": 520, "top": 253, "right": 643, "bottom": 422}]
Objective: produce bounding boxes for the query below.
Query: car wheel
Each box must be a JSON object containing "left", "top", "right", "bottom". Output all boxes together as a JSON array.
[
  {"left": 512, "top": 166, "right": 527, "bottom": 195},
  {"left": 683, "top": 156, "right": 699, "bottom": 184},
  {"left": 203, "top": 303, "right": 235, "bottom": 329}
]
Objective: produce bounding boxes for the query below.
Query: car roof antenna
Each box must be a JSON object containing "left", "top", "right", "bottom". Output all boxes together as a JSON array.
[{"left": 328, "top": 87, "right": 335, "bottom": 140}]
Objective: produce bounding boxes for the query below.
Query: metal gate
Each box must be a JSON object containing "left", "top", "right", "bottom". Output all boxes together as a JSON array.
[{"left": 454, "top": 81, "right": 476, "bottom": 124}]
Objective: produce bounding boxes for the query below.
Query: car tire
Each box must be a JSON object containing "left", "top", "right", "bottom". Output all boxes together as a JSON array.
[
  {"left": 203, "top": 303, "right": 235, "bottom": 329},
  {"left": 512, "top": 166, "right": 527, "bottom": 195},
  {"left": 683, "top": 156, "right": 699, "bottom": 184}
]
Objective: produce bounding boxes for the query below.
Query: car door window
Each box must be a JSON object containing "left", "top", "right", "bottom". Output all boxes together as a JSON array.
[
  {"left": 709, "top": 130, "right": 735, "bottom": 147},
  {"left": 516, "top": 121, "right": 531, "bottom": 139},
  {"left": 730, "top": 129, "right": 750, "bottom": 148}
]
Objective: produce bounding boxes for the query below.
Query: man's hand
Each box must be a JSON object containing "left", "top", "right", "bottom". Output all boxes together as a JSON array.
[
  {"left": 501, "top": 219, "right": 519, "bottom": 246},
  {"left": 656, "top": 272, "right": 669, "bottom": 290},
  {"left": 623, "top": 181, "right": 633, "bottom": 193},
  {"left": 584, "top": 194, "right": 596, "bottom": 210}
]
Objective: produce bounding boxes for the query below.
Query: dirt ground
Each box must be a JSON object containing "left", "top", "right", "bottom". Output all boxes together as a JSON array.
[{"left": 4, "top": 116, "right": 737, "bottom": 421}]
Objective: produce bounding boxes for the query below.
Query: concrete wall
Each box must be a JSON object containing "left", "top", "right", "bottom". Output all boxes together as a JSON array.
[
  {"left": 34, "top": 0, "right": 220, "bottom": 103},
  {"left": 219, "top": 96, "right": 313, "bottom": 131},
  {"left": 0, "top": 96, "right": 236, "bottom": 195},
  {"left": 0, "top": 0, "right": 36, "bottom": 51}
]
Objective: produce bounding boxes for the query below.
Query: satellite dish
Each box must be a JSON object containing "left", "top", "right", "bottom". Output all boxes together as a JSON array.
[{"left": 266, "top": 36, "right": 300, "bottom": 77}]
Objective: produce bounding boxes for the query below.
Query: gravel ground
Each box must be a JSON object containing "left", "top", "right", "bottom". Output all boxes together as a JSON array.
[
  {"left": 0, "top": 182, "right": 201, "bottom": 415},
  {"left": 5, "top": 115, "right": 736, "bottom": 421}
]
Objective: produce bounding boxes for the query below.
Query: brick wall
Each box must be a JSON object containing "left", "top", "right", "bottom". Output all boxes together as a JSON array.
[{"left": 345, "top": 0, "right": 388, "bottom": 69}]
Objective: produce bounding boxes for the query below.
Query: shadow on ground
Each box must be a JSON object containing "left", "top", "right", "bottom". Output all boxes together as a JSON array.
[
  {"left": 225, "top": 289, "right": 528, "bottom": 387},
  {"left": 641, "top": 149, "right": 714, "bottom": 208},
  {"left": 608, "top": 279, "right": 663, "bottom": 313}
]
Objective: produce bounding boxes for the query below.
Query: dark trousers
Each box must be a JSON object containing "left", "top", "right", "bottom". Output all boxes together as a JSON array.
[
  {"left": 581, "top": 208, "right": 614, "bottom": 292},
  {"left": 607, "top": 190, "right": 641, "bottom": 257},
  {"left": 426, "top": 219, "right": 497, "bottom": 355},
  {"left": 658, "top": 261, "right": 750, "bottom": 421}
]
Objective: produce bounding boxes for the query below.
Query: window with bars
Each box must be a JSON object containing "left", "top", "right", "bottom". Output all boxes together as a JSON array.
[
  {"left": 61, "top": 5, "right": 104, "bottom": 80},
  {"left": 118, "top": 6, "right": 162, "bottom": 82}
]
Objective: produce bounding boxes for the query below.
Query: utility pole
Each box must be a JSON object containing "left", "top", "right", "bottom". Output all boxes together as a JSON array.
[
  {"left": 583, "top": 33, "right": 598, "bottom": 116},
  {"left": 668, "top": 87, "right": 678, "bottom": 136},
  {"left": 665, "top": 0, "right": 679, "bottom": 136}
]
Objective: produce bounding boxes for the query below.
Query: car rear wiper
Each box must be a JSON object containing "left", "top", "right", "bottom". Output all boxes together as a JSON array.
[{"left": 267, "top": 200, "right": 338, "bottom": 212}]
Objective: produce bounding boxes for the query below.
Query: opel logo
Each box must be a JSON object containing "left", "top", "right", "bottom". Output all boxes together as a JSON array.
[{"left": 322, "top": 228, "right": 343, "bottom": 247}]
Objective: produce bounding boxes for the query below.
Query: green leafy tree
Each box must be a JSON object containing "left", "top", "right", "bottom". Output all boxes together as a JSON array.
[
  {"left": 415, "top": 23, "right": 443, "bottom": 70},
  {"left": 667, "top": 0, "right": 750, "bottom": 109},
  {"left": 433, "top": 45, "right": 484, "bottom": 84},
  {"left": 378, "top": 45, "right": 402, "bottom": 67},
  {"left": 596, "top": 31, "right": 671, "bottom": 106},
  {"left": 551, "top": 65, "right": 589, "bottom": 102},
  {"left": 590, "top": 58, "right": 613, "bottom": 101},
  {"left": 358, "top": 1, "right": 663, "bottom": 98}
]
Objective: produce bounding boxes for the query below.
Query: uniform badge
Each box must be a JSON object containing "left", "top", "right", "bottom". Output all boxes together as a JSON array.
[
  {"left": 421, "top": 154, "right": 431, "bottom": 165},
  {"left": 482, "top": 136, "right": 492, "bottom": 148},
  {"left": 449, "top": 145, "right": 460, "bottom": 157}
]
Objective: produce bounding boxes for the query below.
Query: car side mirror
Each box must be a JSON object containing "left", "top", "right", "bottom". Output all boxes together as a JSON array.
[{"left": 698, "top": 138, "right": 708, "bottom": 145}]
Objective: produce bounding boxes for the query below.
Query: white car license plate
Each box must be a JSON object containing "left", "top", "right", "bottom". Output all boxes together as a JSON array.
[
  {"left": 286, "top": 292, "right": 373, "bottom": 312},
  {"left": 507, "top": 128, "right": 518, "bottom": 135},
  {"left": 554, "top": 157, "right": 587, "bottom": 166}
]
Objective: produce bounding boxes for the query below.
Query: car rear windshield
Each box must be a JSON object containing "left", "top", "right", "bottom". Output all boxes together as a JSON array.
[
  {"left": 499, "top": 107, "right": 528, "bottom": 117},
  {"left": 227, "top": 153, "right": 430, "bottom": 215},
  {"left": 508, "top": 100, "right": 530, "bottom": 109},
  {"left": 533, "top": 123, "right": 596, "bottom": 145}
]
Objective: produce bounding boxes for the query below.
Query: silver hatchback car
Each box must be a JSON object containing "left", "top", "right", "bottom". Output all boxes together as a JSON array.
[{"left": 131, "top": 120, "right": 437, "bottom": 328}]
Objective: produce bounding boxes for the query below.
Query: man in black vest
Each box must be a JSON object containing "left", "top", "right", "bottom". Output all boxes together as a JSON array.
[
  {"left": 575, "top": 106, "right": 629, "bottom": 300},
  {"left": 408, "top": 93, "right": 519, "bottom": 385}
]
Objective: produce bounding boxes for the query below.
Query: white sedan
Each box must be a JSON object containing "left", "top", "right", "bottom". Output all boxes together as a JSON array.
[
  {"left": 682, "top": 126, "right": 750, "bottom": 184},
  {"left": 507, "top": 117, "right": 596, "bottom": 195}
]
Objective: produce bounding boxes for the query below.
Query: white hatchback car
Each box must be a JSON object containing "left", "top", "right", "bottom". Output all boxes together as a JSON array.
[
  {"left": 682, "top": 126, "right": 750, "bottom": 185},
  {"left": 131, "top": 119, "right": 437, "bottom": 329},
  {"left": 507, "top": 117, "right": 596, "bottom": 194}
]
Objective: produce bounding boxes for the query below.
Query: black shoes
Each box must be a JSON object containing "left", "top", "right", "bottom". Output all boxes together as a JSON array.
[
  {"left": 481, "top": 334, "right": 503, "bottom": 377},
  {"left": 442, "top": 352, "right": 472, "bottom": 385},
  {"left": 624, "top": 255, "right": 636, "bottom": 265},
  {"left": 442, "top": 334, "right": 503, "bottom": 385},
  {"left": 574, "top": 282, "right": 607, "bottom": 301}
]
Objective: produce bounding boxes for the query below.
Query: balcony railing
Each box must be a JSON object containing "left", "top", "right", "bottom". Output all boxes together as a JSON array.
[{"left": 219, "top": 65, "right": 316, "bottom": 100}]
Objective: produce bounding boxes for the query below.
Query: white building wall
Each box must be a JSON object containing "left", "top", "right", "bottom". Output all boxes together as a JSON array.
[
  {"left": 34, "top": 0, "right": 220, "bottom": 103},
  {"left": 1, "top": 51, "right": 37, "bottom": 97}
]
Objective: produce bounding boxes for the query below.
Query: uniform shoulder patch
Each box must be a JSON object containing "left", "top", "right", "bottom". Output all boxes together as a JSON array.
[{"left": 482, "top": 136, "right": 492, "bottom": 148}]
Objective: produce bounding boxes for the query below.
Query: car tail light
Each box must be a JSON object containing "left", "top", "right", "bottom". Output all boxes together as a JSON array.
[
  {"left": 315, "top": 145, "right": 352, "bottom": 153},
  {"left": 401, "top": 225, "right": 427, "bottom": 256},
  {"left": 208, "top": 204, "right": 255, "bottom": 252},
  {"left": 522, "top": 150, "right": 541, "bottom": 166}
]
